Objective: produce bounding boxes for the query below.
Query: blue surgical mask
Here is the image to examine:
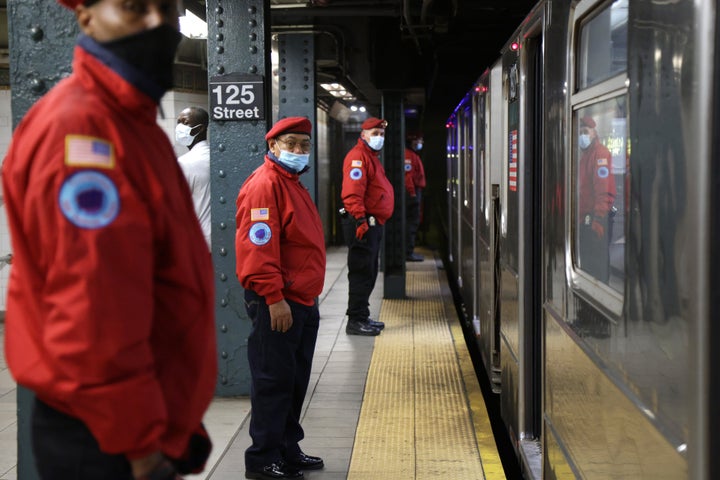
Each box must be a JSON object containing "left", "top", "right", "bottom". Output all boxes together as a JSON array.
[
  {"left": 367, "top": 136, "right": 385, "bottom": 151},
  {"left": 415, "top": 141, "right": 423, "bottom": 151},
  {"left": 579, "top": 134, "right": 591, "bottom": 150},
  {"left": 176, "top": 123, "right": 199, "bottom": 146},
  {"left": 278, "top": 150, "right": 310, "bottom": 173}
]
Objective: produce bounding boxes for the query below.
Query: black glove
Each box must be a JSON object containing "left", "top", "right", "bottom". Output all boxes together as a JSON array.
[
  {"left": 169, "top": 423, "right": 212, "bottom": 475},
  {"left": 135, "top": 459, "right": 183, "bottom": 480}
]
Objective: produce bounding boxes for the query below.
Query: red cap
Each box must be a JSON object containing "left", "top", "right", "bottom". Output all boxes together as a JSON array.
[
  {"left": 580, "top": 116, "right": 596, "bottom": 129},
  {"left": 361, "top": 117, "right": 388, "bottom": 130},
  {"left": 57, "top": 0, "right": 85, "bottom": 8},
  {"left": 406, "top": 131, "right": 423, "bottom": 140},
  {"left": 265, "top": 117, "right": 312, "bottom": 141}
]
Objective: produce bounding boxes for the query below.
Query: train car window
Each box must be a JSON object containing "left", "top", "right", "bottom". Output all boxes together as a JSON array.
[
  {"left": 574, "top": 96, "right": 627, "bottom": 291},
  {"left": 576, "top": 0, "right": 628, "bottom": 90}
]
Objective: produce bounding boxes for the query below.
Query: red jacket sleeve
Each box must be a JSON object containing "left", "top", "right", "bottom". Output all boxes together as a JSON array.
[
  {"left": 15, "top": 123, "right": 166, "bottom": 459},
  {"left": 235, "top": 168, "right": 285, "bottom": 304},
  {"left": 341, "top": 148, "right": 369, "bottom": 219},
  {"left": 404, "top": 149, "right": 416, "bottom": 196}
]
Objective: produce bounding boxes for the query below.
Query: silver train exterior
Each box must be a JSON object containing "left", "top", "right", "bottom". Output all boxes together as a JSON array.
[{"left": 444, "top": 0, "right": 718, "bottom": 478}]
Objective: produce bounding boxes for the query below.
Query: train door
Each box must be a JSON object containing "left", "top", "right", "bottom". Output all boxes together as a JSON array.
[
  {"left": 497, "top": 7, "right": 545, "bottom": 474},
  {"left": 475, "top": 72, "right": 496, "bottom": 384},
  {"left": 519, "top": 24, "right": 543, "bottom": 476},
  {"left": 446, "top": 115, "right": 458, "bottom": 265},
  {"left": 459, "top": 104, "right": 475, "bottom": 315},
  {"left": 498, "top": 41, "right": 522, "bottom": 455}
]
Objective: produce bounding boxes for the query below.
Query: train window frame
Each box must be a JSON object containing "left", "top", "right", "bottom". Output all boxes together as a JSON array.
[
  {"left": 566, "top": 0, "right": 629, "bottom": 318},
  {"left": 574, "top": 0, "right": 628, "bottom": 91}
]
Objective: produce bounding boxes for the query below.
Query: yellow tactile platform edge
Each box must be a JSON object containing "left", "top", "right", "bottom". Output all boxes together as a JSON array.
[{"left": 347, "top": 256, "right": 505, "bottom": 479}]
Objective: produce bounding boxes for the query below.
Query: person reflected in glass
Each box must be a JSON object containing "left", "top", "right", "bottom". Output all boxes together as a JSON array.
[{"left": 578, "top": 115, "right": 617, "bottom": 283}]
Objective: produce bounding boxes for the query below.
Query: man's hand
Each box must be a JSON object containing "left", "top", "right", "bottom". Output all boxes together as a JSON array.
[
  {"left": 355, "top": 218, "right": 369, "bottom": 240},
  {"left": 269, "top": 299, "right": 293, "bottom": 332},
  {"left": 132, "top": 453, "right": 182, "bottom": 479},
  {"left": 591, "top": 218, "right": 604, "bottom": 238},
  {"left": 170, "top": 424, "right": 212, "bottom": 475}
]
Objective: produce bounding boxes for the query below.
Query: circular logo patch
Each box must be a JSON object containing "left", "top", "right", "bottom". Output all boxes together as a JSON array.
[
  {"left": 349, "top": 168, "right": 363, "bottom": 180},
  {"left": 59, "top": 171, "right": 120, "bottom": 229},
  {"left": 404, "top": 163, "right": 412, "bottom": 172},
  {"left": 597, "top": 166, "right": 609, "bottom": 178},
  {"left": 249, "top": 222, "right": 272, "bottom": 246}
]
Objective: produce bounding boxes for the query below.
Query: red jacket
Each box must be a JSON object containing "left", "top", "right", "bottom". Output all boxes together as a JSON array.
[
  {"left": 235, "top": 157, "right": 326, "bottom": 306},
  {"left": 1, "top": 43, "right": 217, "bottom": 460},
  {"left": 341, "top": 138, "right": 395, "bottom": 224},
  {"left": 578, "top": 139, "right": 617, "bottom": 219},
  {"left": 404, "top": 148, "right": 426, "bottom": 196}
]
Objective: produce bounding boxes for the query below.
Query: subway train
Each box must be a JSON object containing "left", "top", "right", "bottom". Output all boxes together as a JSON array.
[{"left": 443, "top": 0, "right": 718, "bottom": 478}]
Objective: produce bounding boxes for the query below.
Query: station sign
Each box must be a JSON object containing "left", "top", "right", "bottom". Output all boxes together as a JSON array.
[{"left": 209, "top": 74, "right": 265, "bottom": 121}]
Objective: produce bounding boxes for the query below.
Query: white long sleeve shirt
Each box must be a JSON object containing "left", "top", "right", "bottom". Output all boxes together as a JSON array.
[{"left": 178, "top": 140, "right": 211, "bottom": 250}]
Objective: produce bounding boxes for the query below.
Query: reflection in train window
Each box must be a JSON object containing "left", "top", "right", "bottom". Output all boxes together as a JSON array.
[
  {"left": 574, "top": 96, "right": 627, "bottom": 291},
  {"left": 576, "top": 0, "right": 627, "bottom": 89}
]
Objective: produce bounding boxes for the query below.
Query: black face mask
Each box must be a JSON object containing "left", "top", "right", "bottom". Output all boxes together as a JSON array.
[{"left": 100, "top": 24, "right": 182, "bottom": 93}]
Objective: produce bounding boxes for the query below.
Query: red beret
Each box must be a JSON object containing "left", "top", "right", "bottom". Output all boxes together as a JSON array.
[
  {"left": 580, "top": 116, "right": 596, "bottom": 129},
  {"left": 361, "top": 117, "right": 388, "bottom": 130},
  {"left": 57, "top": 0, "right": 85, "bottom": 8},
  {"left": 265, "top": 117, "right": 312, "bottom": 141},
  {"left": 406, "top": 131, "right": 423, "bottom": 140}
]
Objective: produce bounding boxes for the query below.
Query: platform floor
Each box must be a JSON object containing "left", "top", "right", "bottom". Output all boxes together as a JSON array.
[{"left": 0, "top": 246, "right": 503, "bottom": 480}]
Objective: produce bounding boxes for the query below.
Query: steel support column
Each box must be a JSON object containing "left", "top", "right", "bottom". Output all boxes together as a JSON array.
[
  {"left": 277, "top": 33, "right": 317, "bottom": 201},
  {"left": 381, "top": 92, "right": 406, "bottom": 299},
  {"left": 207, "top": 0, "right": 272, "bottom": 396},
  {"left": 8, "top": 2, "right": 76, "bottom": 478}
]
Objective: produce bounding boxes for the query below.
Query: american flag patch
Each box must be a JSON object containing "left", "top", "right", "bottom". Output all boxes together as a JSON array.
[
  {"left": 251, "top": 208, "right": 270, "bottom": 221},
  {"left": 65, "top": 136, "right": 115, "bottom": 169},
  {"left": 597, "top": 158, "right": 608, "bottom": 166},
  {"left": 351, "top": 160, "right": 363, "bottom": 167}
]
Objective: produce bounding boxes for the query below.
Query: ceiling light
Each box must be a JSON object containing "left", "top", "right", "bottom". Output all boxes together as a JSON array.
[
  {"left": 320, "top": 82, "right": 356, "bottom": 101},
  {"left": 180, "top": 10, "right": 208, "bottom": 39}
]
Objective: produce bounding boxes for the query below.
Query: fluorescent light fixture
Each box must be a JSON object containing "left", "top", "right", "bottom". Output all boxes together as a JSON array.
[
  {"left": 180, "top": 10, "right": 208, "bottom": 39},
  {"left": 320, "top": 82, "right": 356, "bottom": 101}
]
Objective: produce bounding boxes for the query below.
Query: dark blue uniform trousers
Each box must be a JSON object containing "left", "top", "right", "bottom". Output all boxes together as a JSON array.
[
  {"left": 32, "top": 398, "right": 133, "bottom": 479},
  {"left": 342, "top": 220, "right": 383, "bottom": 321},
  {"left": 244, "top": 290, "right": 320, "bottom": 470}
]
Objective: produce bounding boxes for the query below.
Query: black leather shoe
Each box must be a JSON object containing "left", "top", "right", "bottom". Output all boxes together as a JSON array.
[
  {"left": 245, "top": 461, "right": 304, "bottom": 479},
  {"left": 367, "top": 318, "right": 385, "bottom": 330},
  {"left": 286, "top": 452, "right": 324, "bottom": 470},
  {"left": 346, "top": 319, "right": 381, "bottom": 336},
  {"left": 406, "top": 252, "right": 424, "bottom": 262}
]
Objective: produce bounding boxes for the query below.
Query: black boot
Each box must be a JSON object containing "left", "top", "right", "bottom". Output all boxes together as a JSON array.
[
  {"left": 346, "top": 319, "right": 381, "bottom": 336},
  {"left": 366, "top": 318, "right": 385, "bottom": 330}
]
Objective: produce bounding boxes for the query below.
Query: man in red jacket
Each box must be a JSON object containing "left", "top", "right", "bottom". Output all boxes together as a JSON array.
[
  {"left": 341, "top": 117, "right": 395, "bottom": 336},
  {"left": 1, "top": 1, "right": 216, "bottom": 480},
  {"left": 236, "top": 117, "right": 327, "bottom": 480},
  {"left": 577, "top": 115, "right": 617, "bottom": 283},
  {"left": 404, "top": 132, "right": 427, "bottom": 262}
]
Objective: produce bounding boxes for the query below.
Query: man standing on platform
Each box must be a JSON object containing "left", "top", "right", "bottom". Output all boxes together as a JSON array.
[
  {"left": 404, "top": 132, "right": 426, "bottom": 262},
  {"left": 236, "top": 117, "right": 327, "bottom": 479},
  {"left": 341, "top": 117, "right": 395, "bottom": 336},
  {"left": 2, "top": 1, "right": 216, "bottom": 479},
  {"left": 176, "top": 106, "right": 211, "bottom": 251}
]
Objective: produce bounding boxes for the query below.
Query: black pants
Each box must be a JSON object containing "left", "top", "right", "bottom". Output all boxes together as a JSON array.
[
  {"left": 342, "top": 217, "right": 383, "bottom": 321},
  {"left": 244, "top": 290, "right": 320, "bottom": 470},
  {"left": 32, "top": 398, "right": 133, "bottom": 480},
  {"left": 406, "top": 190, "right": 421, "bottom": 255},
  {"left": 579, "top": 220, "right": 610, "bottom": 283}
]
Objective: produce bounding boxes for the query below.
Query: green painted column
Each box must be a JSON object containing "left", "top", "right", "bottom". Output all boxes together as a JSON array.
[
  {"left": 381, "top": 92, "right": 407, "bottom": 299},
  {"left": 207, "top": 0, "right": 272, "bottom": 395},
  {"left": 8, "top": 2, "right": 76, "bottom": 478}
]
